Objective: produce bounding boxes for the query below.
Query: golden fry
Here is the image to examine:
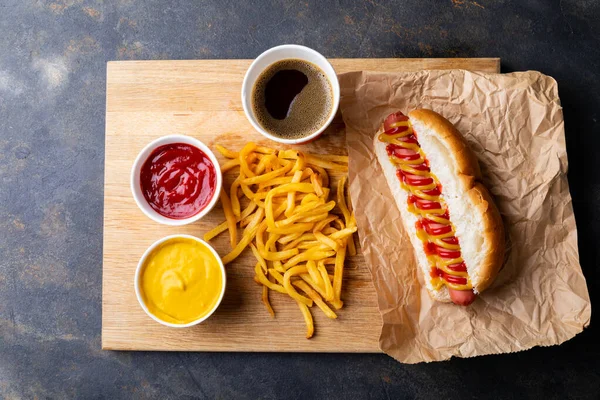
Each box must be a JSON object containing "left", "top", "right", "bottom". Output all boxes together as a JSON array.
[
  {"left": 222, "top": 226, "right": 257, "bottom": 264},
  {"left": 240, "top": 201, "right": 258, "bottom": 219},
  {"left": 306, "top": 154, "right": 348, "bottom": 172},
  {"left": 308, "top": 164, "right": 329, "bottom": 188},
  {"left": 314, "top": 232, "right": 341, "bottom": 252},
  {"left": 221, "top": 158, "right": 240, "bottom": 173},
  {"left": 277, "top": 232, "right": 302, "bottom": 245},
  {"left": 308, "top": 153, "right": 349, "bottom": 164},
  {"left": 299, "top": 273, "right": 327, "bottom": 298},
  {"left": 239, "top": 142, "right": 257, "bottom": 178},
  {"left": 306, "top": 260, "right": 322, "bottom": 287},
  {"left": 254, "top": 263, "right": 286, "bottom": 294},
  {"left": 245, "top": 208, "right": 266, "bottom": 234},
  {"left": 313, "top": 215, "right": 338, "bottom": 234},
  {"left": 268, "top": 268, "right": 285, "bottom": 284},
  {"left": 322, "top": 227, "right": 337, "bottom": 235},
  {"left": 283, "top": 249, "right": 336, "bottom": 270},
  {"left": 204, "top": 202, "right": 258, "bottom": 242},
  {"left": 208, "top": 143, "right": 352, "bottom": 338},
  {"left": 255, "top": 145, "right": 277, "bottom": 155},
  {"left": 333, "top": 243, "right": 347, "bottom": 302},
  {"left": 347, "top": 235, "right": 357, "bottom": 257},
  {"left": 216, "top": 144, "right": 238, "bottom": 159},
  {"left": 281, "top": 233, "right": 316, "bottom": 250},
  {"left": 262, "top": 248, "right": 299, "bottom": 261},
  {"left": 296, "top": 241, "right": 324, "bottom": 250},
  {"left": 332, "top": 218, "right": 345, "bottom": 231},
  {"left": 221, "top": 208, "right": 264, "bottom": 264},
  {"left": 265, "top": 183, "right": 315, "bottom": 229},
  {"left": 277, "top": 149, "right": 300, "bottom": 160},
  {"left": 274, "top": 203, "right": 335, "bottom": 228},
  {"left": 240, "top": 183, "right": 256, "bottom": 200},
  {"left": 250, "top": 243, "right": 268, "bottom": 273},
  {"left": 337, "top": 176, "right": 351, "bottom": 223},
  {"left": 291, "top": 152, "right": 306, "bottom": 172},
  {"left": 254, "top": 154, "right": 276, "bottom": 175},
  {"left": 337, "top": 176, "right": 357, "bottom": 256},
  {"left": 293, "top": 279, "right": 337, "bottom": 319},
  {"left": 230, "top": 176, "right": 242, "bottom": 218},
  {"left": 310, "top": 173, "right": 324, "bottom": 196},
  {"left": 300, "top": 193, "right": 321, "bottom": 206},
  {"left": 255, "top": 221, "right": 268, "bottom": 254},
  {"left": 329, "top": 226, "right": 357, "bottom": 241},
  {"left": 253, "top": 191, "right": 269, "bottom": 202},
  {"left": 285, "top": 170, "right": 304, "bottom": 217},
  {"left": 265, "top": 232, "right": 280, "bottom": 251},
  {"left": 298, "top": 272, "right": 342, "bottom": 309},
  {"left": 298, "top": 302, "right": 314, "bottom": 339},
  {"left": 317, "top": 260, "right": 334, "bottom": 301},
  {"left": 292, "top": 242, "right": 324, "bottom": 250},
  {"left": 283, "top": 266, "right": 313, "bottom": 307},
  {"left": 346, "top": 185, "right": 353, "bottom": 213},
  {"left": 266, "top": 238, "right": 287, "bottom": 273},
  {"left": 239, "top": 213, "right": 254, "bottom": 228},
  {"left": 267, "top": 223, "right": 315, "bottom": 235},
  {"left": 246, "top": 152, "right": 259, "bottom": 168},
  {"left": 204, "top": 220, "right": 228, "bottom": 242},
  {"left": 242, "top": 163, "right": 292, "bottom": 185},
  {"left": 262, "top": 285, "right": 274, "bottom": 317},
  {"left": 239, "top": 202, "right": 259, "bottom": 227},
  {"left": 220, "top": 189, "right": 237, "bottom": 249},
  {"left": 331, "top": 300, "right": 343, "bottom": 310},
  {"left": 257, "top": 176, "right": 298, "bottom": 190}
]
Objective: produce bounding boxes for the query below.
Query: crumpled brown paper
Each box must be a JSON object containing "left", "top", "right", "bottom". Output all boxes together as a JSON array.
[{"left": 338, "top": 70, "right": 591, "bottom": 363}]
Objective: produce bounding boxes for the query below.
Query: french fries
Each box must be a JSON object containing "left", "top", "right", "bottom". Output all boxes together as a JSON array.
[
  {"left": 219, "top": 189, "right": 237, "bottom": 248},
  {"left": 206, "top": 143, "right": 356, "bottom": 339}
]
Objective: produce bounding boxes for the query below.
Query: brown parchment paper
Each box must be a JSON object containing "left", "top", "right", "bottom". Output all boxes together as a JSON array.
[{"left": 339, "top": 70, "right": 591, "bottom": 363}]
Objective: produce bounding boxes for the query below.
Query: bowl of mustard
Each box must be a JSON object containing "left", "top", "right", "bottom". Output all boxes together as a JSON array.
[{"left": 134, "top": 235, "right": 226, "bottom": 327}]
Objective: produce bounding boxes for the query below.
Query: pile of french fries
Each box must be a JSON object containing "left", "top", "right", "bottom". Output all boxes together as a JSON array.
[{"left": 204, "top": 142, "right": 356, "bottom": 338}]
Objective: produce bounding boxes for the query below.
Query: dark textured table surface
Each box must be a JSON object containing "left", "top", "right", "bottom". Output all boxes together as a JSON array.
[{"left": 1, "top": 0, "right": 599, "bottom": 398}]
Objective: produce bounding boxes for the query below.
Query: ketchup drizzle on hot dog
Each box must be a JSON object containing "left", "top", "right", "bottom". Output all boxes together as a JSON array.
[{"left": 379, "top": 111, "right": 474, "bottom": 304}]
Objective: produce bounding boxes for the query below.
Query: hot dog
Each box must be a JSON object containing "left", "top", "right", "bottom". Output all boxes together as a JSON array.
[{"left": 373, "top": 109, "right": 505, "bottom": 305}]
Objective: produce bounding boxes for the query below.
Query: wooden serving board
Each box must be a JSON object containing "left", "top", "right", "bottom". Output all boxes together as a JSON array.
[{"left": 103, "top": 58, "right": 500, "bottom": 352}]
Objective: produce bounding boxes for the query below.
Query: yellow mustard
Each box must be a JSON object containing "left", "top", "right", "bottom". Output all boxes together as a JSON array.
[{"left": 140, "top": 237, "right": 224, "bottom": 324}]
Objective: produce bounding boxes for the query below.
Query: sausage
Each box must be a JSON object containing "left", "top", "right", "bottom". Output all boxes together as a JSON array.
[{"left": 448, "top": 289, "right": 476, "bottom": 306}]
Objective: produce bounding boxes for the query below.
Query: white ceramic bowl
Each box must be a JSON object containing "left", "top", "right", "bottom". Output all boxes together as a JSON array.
[
  {"left": 130, "top": 135, "right": 222, "bottom": 226},
  {"left": 134, "top": 234, "right": 227, "bottom": 328},
  {"left": 241, "top": 44, "right": 340, "bottom": 145}
]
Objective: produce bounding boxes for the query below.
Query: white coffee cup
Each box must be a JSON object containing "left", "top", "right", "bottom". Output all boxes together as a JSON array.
[{"left": 241, "top": 44, "right": 340, "bottom": 145}]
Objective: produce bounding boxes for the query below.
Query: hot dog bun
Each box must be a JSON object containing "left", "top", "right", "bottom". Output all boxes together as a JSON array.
[{"left": 373, "top": 109, "right": 504, "bottom": 304}]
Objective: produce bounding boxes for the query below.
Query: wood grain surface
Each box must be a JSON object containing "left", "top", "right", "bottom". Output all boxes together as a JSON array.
[{"left": 103, "top": 58, "right": 500, "bottom": 352}]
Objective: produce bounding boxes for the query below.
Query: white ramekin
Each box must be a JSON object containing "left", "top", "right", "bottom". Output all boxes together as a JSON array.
[
  {"left": 134, "top": 234, "right": 227, "bottom": 328},
  {"left": 241, "top": 44, "right": 340, "bottom": 145},
  {"left": 130, "top": 135, "right": 222, "bottom": 226}
]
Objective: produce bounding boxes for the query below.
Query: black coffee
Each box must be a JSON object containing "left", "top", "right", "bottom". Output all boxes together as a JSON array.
[{"left": 252, "top": 59, "right": 333, "bottom": 139}]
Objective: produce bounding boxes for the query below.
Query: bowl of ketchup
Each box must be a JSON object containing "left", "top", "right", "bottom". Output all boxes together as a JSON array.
[{"left": 131, "top": 135, "right": 222, "bottom": 226}]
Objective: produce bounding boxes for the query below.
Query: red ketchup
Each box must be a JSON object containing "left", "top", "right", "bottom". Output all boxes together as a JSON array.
[{"left": 140, "top": 143, "right": 217, "bottom": 219}]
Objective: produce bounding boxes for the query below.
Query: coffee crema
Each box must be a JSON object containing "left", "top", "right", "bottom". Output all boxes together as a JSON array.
[{"left": 251, "top": 59, "right": 333, "bottom": 139}]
